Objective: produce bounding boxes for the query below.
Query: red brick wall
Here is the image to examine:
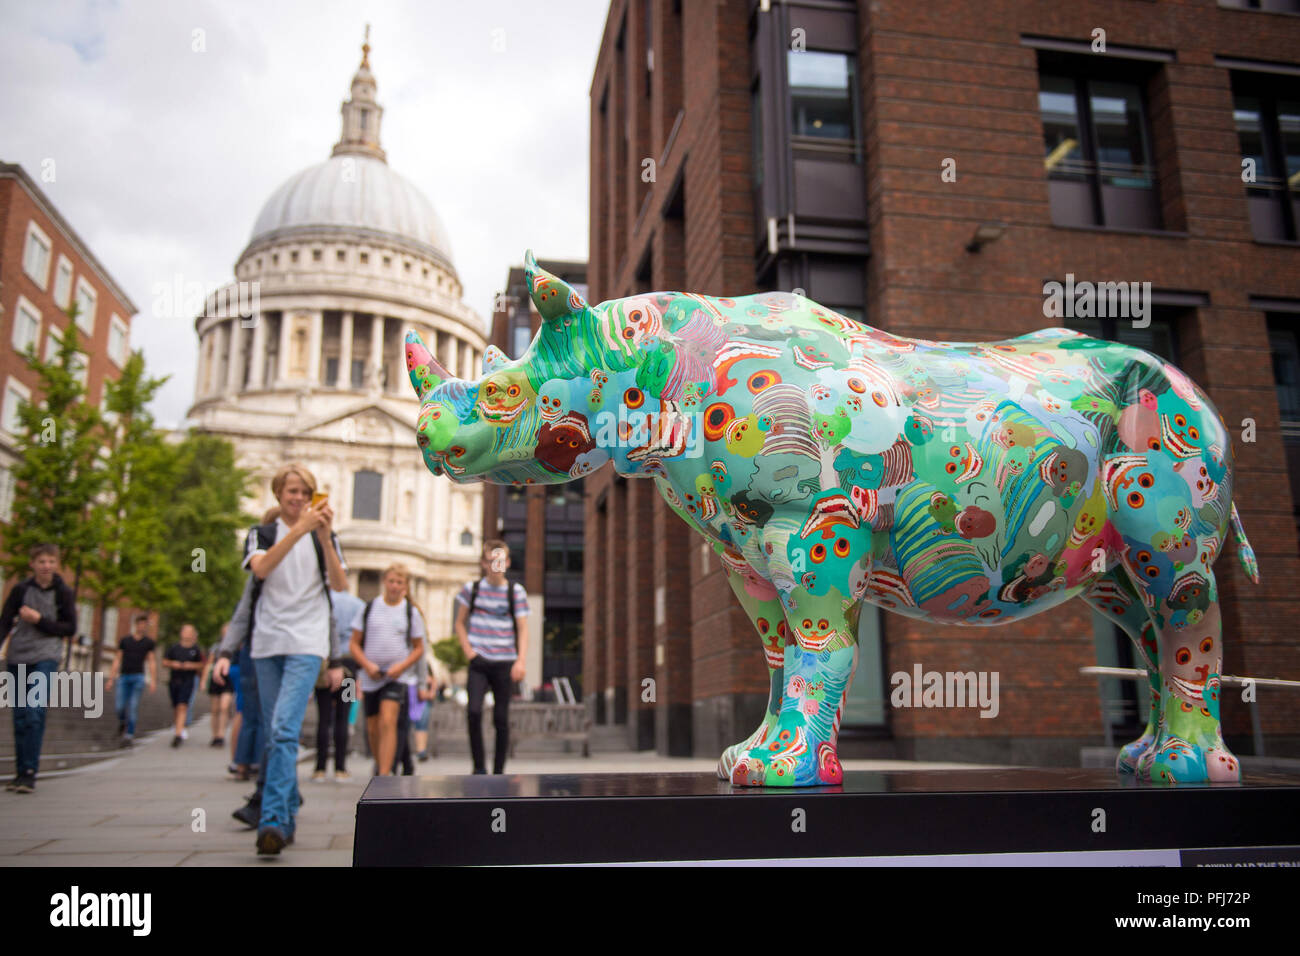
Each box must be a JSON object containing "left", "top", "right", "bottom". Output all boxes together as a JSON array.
[{"left": 589, "top": 0, "right": 1300, "bottom": 757}]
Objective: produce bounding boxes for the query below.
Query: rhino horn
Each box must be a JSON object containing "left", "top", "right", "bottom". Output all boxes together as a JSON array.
[
  {"left": 483, "top": 344, "right": 509, "bottom": 373},
  {"left": 405, "top": 330, "right": 446, "bottom": 401},
  {"left": 524, "top": 248, "right": 590, "bottom": 329}
]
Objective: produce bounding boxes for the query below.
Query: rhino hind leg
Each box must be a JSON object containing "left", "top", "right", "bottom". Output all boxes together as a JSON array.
[
  {"left": 728, "top": 589, "right": 859, "bottom": 788},
  {"left": 1079, "top": 570, "right": 1161, "bottom": 774},
  {"left": 717, "top": 570, "right": 789, "bottom": 783},
  {"left": 1117, "top": 559, "right": 1240, "bottom": 785}
]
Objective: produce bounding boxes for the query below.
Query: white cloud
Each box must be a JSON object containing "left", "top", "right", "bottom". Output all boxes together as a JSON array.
[{"left": 0, "top": 0, "right": 608, "bottom": 427}]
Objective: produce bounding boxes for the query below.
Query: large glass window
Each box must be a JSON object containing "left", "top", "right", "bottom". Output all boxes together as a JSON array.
[
  {"left": 1040, "top": 72, "right": 1160, "bottom": 229},
  {"left": 352, "top": 470, "right": 382, "bottom": 520},
  {"left": 74, "top": 279, "right": 97, "bottom": 335},
  {"left": 788, "top": 50, "right": 858, "bottom": 159},
  {"left": 23, "top": 224, "right": 51, "bottom": 289},
  {"left": 1234, "top": 75, "right": 1300, "bottom": 241}
]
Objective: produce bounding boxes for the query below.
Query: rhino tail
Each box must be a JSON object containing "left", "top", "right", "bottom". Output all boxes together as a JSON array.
[{"left": 1230, "top": 503, "right": 1260, "bottom": 585}]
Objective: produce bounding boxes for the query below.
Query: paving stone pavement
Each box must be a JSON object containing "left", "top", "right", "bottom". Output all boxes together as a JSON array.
[{"left": 0, "top": 714, "right": 997, "bottom": 866}]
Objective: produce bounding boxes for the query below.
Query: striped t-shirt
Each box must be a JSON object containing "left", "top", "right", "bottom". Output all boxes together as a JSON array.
[
  {"left": 350, "top": 598, "right": 426, "bottom": 692},
  {"left": 455, "top": 578, "right": 527, "bottom": 661}
]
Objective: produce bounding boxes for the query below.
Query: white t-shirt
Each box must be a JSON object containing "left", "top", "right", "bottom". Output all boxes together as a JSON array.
[
  {"left": 351, "top": 598, "right": 426, "bottom": 692},
  {"left": 242, "top": 519, "right": 346, "bottom": 660}
]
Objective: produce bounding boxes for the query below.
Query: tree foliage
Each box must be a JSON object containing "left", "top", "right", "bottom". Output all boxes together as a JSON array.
[
  {"left": 0, "top": 317, "right": 103, "bottom": 591},
  {"left": 81, "top": 352, "right": 181, "bottom": 659},
  {"left": 156, "top": 432, "right": 254, "bottom": 647}
]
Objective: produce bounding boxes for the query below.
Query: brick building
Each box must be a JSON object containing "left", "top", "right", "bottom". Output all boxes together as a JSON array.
[
  {"left": 585, "top": 0, "right": 1300, "bottom": 762},
  {"left": 0, "top": 161, "right": 138, "bottom": 647},
  {"left": 481, "top": 259, "right": 590, "bottom": 692}
]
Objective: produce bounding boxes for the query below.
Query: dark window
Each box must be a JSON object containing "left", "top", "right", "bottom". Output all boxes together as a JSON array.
[
  {"left": 1039, "top": 70, "right": 1161, "bottom": 230},
  {"left": 1233, "top": 74, "right": 1300, "bottom": 242},
  {"left": 788, "top": 50, "right": 858, "bottom": 159},
  {"left": 503, "top": 530, "right": 526, "bottom": 575},
  {"left": 1065, "top": 309, "right": 1180, "bottom": 365},
  {"left": 511, "top": 317, "right": 531, "bottom": 359},
  {"left": 352, "top": 470, "right": 382, "bottom": 521},
  {"left": 1268, "top": 313, "right": 1300, "bottom": 552},
  {"left": 324, "top": 356, "right": 339, "bottom": 386},
  {"left": 751, "top": 80, "right": 763, "bottom": 188},
  {"left": 350, "top": 358, "right": 365, "bottom": 389}
]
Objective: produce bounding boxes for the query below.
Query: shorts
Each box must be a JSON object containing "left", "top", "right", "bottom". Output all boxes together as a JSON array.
[
  {"left": 207, "top": 672, "right": 229, "bottom": 696},
  {"left": 363, "top": 681, "right": 408, "bottom": 718},
  {"left": 169, "top": 680, "right": 196, "bottom": 707}
]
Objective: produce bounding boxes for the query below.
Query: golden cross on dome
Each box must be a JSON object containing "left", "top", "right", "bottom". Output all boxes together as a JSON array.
[{"left": 361, "top": 24, "right": 371, "bottom": 68}]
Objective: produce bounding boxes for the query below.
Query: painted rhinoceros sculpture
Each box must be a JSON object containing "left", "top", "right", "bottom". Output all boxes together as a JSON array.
[{"left": 405, "top": 251, "right": 1258, "bottom": 788}]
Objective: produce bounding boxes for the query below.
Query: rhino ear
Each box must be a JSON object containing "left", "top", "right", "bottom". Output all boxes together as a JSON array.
[
  {"left": 524, "top": 248, "right": 589, "bottom": 329},
  {"left": 405, "top": 331, "right": 446, "bottom": 401},
  {"left": 483, "top": 344, "right": 509, "bottom": 374}
]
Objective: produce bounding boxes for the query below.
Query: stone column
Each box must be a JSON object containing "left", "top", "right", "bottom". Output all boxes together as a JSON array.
[
  {"left": 308, "top": 310, "right": 323, "bottom": 385},
  {"left": 339, "top": 311, "right": 354, "bottom": 389},
  {"left": 248, "top": 314, "right": 266, "bottom": 389},
  {"left": 226, "top": 318, "right": 243, "bottom": 393},
  {"left": 370, "top": 315, "right": 384, "bottom": 392},
  {"left": 277, "top": 311, "right": 293, "bottom": 387}
]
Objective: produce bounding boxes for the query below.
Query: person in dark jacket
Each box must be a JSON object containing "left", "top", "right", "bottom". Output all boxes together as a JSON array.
[{"left": 0, "top": 543, "right": 77, "bottom": 792}]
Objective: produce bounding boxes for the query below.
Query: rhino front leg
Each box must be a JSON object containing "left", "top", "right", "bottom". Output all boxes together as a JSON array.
[
  {"left": 716, "top": 568, "right": 789, "bottom": 783},
  {"left": 729, "top": 588, "right": 859, "bottom": 787}
]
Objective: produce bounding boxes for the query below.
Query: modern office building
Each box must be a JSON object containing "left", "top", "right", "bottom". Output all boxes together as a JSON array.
[
  {"left": 586, "top": 0, "right": 1300, "bottom": 761},
  {"left": 188, "top": 34, "right": 486, "bottom": 628}
]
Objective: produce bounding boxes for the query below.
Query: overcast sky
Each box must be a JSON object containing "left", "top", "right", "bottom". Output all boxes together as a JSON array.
[{"left": 0, "top": 0, "right": 610, "bottom": 427}]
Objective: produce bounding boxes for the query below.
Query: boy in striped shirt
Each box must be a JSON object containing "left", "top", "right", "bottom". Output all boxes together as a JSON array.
[{"left": 454, "top": 540, "right": 528, "bottom": 774}]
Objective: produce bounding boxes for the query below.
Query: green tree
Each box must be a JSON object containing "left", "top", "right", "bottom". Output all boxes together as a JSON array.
[
  {"left": 156, "top": 431, "right": 254, "bottom": 648},
  {"left": 431, "top": 635, "right": 468, "bottom": 672},
  {"left": 81, "top": 352, "right": 181, "bottom": 663},
  {"left": 0, "top": 317, "right": 104, "bottom": 611}
]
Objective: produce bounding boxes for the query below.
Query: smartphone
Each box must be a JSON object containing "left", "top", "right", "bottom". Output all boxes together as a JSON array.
[{"left": 311, "top": 492, "right": 329, "bottom": 509}]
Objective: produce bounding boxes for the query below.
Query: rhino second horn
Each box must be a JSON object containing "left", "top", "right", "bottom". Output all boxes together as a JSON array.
[{"left": 404, "top": 331, "right": 445, "bottom": 401}]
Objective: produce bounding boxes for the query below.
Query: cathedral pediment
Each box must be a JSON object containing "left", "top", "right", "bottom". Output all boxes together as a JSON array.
[{"left": 292, "top": 401, "right": 417, "bottom": 444}]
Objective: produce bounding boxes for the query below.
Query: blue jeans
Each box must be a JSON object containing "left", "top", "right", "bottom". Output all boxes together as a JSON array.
[
  {"left": 253, "top": 654, "right": 320, "bottom": 837},
  {"left": 234, "top": 645, "right": 262, "bottom": 767},
  {"left": 9, "top": 660, "right": 58, "bottom": 776},
  {"left": 185, "top": 679, "right": 197, "bottom": 726},
  {"left": 114, "top": 672, "right": 146, "bottom": 736}
]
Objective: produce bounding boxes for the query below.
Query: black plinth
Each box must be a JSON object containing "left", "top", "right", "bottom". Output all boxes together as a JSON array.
[{"left": 352, "top": 769, "right": 1300, "bottom": 866}]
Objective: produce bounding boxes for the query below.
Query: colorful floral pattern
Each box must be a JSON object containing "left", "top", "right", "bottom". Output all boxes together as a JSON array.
[{"left": 406, "top": 251, "right": 1258, "bottom": 788}]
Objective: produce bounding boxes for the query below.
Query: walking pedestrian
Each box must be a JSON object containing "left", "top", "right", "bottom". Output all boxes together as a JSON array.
[
  {"left": 231, "top": 464, "right": 346, "bottom": 855},
  {"left": 0, "top": 544, "right": 77, "bottom": 792},
  {"left": 106, "top": 613, "right": 158, "bottom": 747},
  {"left": 349, "top": 565, "right": 426, "bottom": 776},
  {"left": 163, "top": 624, "right": 204, "bottom": 747},
  {"left": 201, "top": 623, "right": 234, "bottom": 747},
  {"left": 454, "top": 540, "right": 528, "bottom": 775},
  {"left": 312, "top": 587, "right": 363, "bottom": 781}
]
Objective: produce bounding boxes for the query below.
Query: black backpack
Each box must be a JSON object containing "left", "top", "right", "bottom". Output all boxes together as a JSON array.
[
  {"left": 244, "top": 522, "right": 336, "bottom": 647},
  {"left": 466, "top": 577, "right": 520, "bottom": 651}
]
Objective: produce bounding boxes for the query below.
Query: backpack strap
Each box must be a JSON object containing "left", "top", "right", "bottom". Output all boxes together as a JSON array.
[
  {"left": 245, "top": 522, "right": 279, "bottom": 645},
  {"left": 309, "top": 532, "right": 336, "bottom": 610},
  {"left": 362, "top": 598, "right": 375, "bottom": 643},
  {"left": 467, "top": 578, "right": 481, "bottom": 619},
  {"left": 508, "top": 582, "right": 519, "bottom": 652}
]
